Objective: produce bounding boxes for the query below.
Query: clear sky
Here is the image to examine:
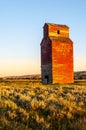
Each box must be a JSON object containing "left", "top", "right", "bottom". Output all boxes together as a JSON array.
[{"left": 0, "top": 0, "right": 86, "bottom": 76}]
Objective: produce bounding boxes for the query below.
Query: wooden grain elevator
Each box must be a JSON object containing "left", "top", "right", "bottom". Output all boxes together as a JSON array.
[{"left": 40, "top": 23, "right": 74, "bottom": 84}]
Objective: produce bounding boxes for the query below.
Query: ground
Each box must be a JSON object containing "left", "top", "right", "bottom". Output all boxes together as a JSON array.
[{"left": 0, "top": 79, "right": 86, "bottom": 130}]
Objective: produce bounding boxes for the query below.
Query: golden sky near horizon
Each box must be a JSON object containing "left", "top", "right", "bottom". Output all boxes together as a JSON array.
[{"left": 0, "top": 57, "right": 86, "bottom": 76}]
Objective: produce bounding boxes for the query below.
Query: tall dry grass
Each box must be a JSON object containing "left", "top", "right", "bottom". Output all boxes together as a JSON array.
[{"left": 0, "top": 80, "right": 86, "bottom": 130}]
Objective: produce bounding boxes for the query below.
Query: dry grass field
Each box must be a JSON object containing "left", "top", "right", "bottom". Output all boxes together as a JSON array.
[{"left": 0, "top": 79, "right": 86, "bottom": 130}]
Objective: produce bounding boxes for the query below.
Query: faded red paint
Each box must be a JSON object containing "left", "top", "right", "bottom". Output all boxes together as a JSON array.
[
  {"left": 41, "top": 23, "right": 74, "bottom": 84},
  {"left": 41, "top": 39, "right": 51, "bottom": 65},
  {"left": 52, "top": 41, "right": 73, "bottom": 83}
]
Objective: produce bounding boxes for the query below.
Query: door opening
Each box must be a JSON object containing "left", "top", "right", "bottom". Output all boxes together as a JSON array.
[{"left": 45, "top": 75, "right": 49, "bottom": 84}]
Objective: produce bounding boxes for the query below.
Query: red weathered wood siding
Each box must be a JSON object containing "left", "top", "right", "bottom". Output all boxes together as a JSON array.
[
  {"left": 41, "top": 23, "right": 74, "bottom": 84},
  {"left": 41, "top": 39, "right": 52, "bottom": 65},
  {"left": 52, "top": 41, "right": 73, "bottom": 83}
]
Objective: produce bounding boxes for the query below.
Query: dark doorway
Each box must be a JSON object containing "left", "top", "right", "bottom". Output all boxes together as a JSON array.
[{"left": 45, "top": 75, "right": 49, "bottom": 83}]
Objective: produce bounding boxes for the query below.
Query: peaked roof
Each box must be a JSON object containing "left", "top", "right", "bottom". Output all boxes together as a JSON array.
[{"left": 44, "top": 22, "right": 69, "bottom": 29}]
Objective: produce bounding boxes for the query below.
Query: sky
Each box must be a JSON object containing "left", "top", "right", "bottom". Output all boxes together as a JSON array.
[{"left": 0, "top": 0, "right": 86, "bottom": 76}]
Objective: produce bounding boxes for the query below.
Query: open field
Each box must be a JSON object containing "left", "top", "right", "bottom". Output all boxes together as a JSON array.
[{"left": 0, "top": 79, "right": 86, "bottom": 130}]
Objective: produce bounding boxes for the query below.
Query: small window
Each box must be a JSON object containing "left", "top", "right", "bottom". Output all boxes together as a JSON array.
[{"left": 57, "top": 30, "right": 60, "bottom": 34}]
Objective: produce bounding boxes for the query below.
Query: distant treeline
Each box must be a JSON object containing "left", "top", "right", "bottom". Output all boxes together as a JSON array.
[
  {"left": 0, "top": 74, "right": 41, "bottom": 80},
  {"left": 74, "top": 71, "right": 86, "bottom": 80}
]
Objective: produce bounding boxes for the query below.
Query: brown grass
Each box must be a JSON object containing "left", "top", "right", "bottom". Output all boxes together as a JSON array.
[{"left": 0, "top": 79, "right": 86, "bottom": 130}]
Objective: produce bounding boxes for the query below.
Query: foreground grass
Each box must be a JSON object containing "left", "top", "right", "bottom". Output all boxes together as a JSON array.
[{"left": 0, "top": 80, "right": 86, "bottom": 130}]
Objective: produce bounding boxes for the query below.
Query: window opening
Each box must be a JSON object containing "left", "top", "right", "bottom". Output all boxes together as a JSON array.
[{"left": 57, "top": 30, "right": 60, "bottom": 34}]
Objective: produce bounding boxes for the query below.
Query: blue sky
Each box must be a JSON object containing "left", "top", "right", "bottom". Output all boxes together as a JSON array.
[{"left": 0, "top": 0, "right": 86, "bottom": 76}]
